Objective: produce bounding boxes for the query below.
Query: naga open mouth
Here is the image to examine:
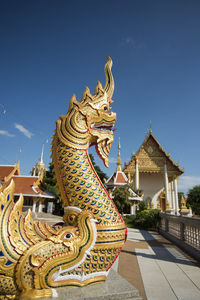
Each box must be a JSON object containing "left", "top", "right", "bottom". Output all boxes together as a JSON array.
[{"left": 90, "top": 121, "right": 115, "bottom": 132}]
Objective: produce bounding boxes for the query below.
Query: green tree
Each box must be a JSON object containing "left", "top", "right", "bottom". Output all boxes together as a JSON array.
[
  {"left": 112, "top": 185, "right": 132, "bottom": 214},
  {"left": 138, "top": 200, "right": 146, "bottom": 212},
  {"left": 187, "top": 185, "right": 200, "bottom": 215},
  {"left": 89, "top": 154, "right": 108, "bottom": 183},
  {"left": 43, "top": 163, "right": 59, "bottom": 197}
]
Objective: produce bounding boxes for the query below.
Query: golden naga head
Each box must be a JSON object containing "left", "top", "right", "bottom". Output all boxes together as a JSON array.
[{"left": 56, "top": 56, "right": 116, "bottom": 167}]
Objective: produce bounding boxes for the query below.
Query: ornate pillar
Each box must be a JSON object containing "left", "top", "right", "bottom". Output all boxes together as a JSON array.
[
  {"left": 38, "top": 200, "right": 43, "bottom": 213},
  {"left": 130, "top": 203, "right": 136, "bottom": 215},
  {"left": 32, "top": 199, "right": 37, "bottom": 213},
  {"left": 173, "top": 178, "right": 179, "bottom": 215},
  {"left": 164, "top": 164, "right": 169, "bottom": 210},
  {"left": 170, "top": 181, "right": 175, "bottom": 214},
  {"left": 135, "top": 158, "right": 139, "bottom": 190}
]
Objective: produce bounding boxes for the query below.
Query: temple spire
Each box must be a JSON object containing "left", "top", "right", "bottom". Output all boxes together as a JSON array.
[
  {"left": 32, "top": 144, "right": 45, "bottom": 177},
  {"left": 39, "top": 144, "right": 44, "bottom": 165},
  {"left": 150, "top": 120, "right": 152, "bottom": 133},
  {"left": 117, "top": 138, "right": 122, "bottom": 171}
]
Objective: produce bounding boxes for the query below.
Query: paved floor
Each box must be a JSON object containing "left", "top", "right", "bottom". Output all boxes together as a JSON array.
[{"left": 118, "top": 228, "right": 200, "bottom": 300}]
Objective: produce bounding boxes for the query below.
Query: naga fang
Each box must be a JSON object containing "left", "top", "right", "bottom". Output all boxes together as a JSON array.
[{"left": 0, "top": 57, "right": 127, "bottom": 299}]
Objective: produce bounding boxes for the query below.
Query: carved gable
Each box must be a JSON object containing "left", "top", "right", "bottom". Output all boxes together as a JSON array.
[{"left": 123, "top": 132, "right": 184, "bottom": 178}]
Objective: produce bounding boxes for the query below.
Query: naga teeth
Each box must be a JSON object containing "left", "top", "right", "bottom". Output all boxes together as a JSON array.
[{"left": 91, "top": 123, "right": 114, "bottom": 131}]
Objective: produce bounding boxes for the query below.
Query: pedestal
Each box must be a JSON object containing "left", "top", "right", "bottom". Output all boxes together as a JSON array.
[{"left": 44, "top": 269, "right": 142, "bottom": 300}]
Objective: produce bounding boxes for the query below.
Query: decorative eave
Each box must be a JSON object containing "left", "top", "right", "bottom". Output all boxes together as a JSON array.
[
  {"left": 33, "top": 169, "right": 44, "bottom": 187},
  {"left": 4, "top": 162, "right": 21, "bottom": 182}
]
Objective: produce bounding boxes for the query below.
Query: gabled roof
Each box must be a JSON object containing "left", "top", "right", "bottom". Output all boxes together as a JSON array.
[
  {"left": 3, "top": 175, "right": 55, "bottom": 199},
  {"left": 12, "top": 175, "right": 41, "bottom": 195},
  {"left": 0, "top": 163, "right": 20, "bottom": 182},
  {"left": 123, "top": 130, "right": 184, "bottom": 177},
  {"left": 115, "top": 171, "right": 128, "bottom": 184},
  {"left": 106, "top": 170, "right": 128, "bottom": 186}
]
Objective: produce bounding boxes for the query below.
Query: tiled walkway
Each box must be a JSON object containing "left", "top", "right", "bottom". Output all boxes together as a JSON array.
[{"left": 118, "top": 228, "right": 200, "bottom": 300}]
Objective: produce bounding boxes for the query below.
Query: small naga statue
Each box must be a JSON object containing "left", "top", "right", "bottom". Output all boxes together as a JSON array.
[{"left": 0, "top": 57, "right": 127, "bottom": 299}]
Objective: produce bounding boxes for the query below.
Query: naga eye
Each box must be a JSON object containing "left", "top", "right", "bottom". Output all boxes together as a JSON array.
[
  {"left": 64, "top": 233, "right": 73, "bottom": 239},
  {"left": 104, "top": 106, "right": 108, "bottom": 111}
]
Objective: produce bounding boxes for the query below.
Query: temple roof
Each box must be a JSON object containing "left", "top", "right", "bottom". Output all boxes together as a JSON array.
[
  {"left": 123, "top": 130, "right": 184, "bottom": 178},
  {"left": 106, "top": 140, "right": 142, "bottom": 201},
  {"left": 106, "top": 170, "right": 128, "bottom": 186},
  {"left": 106, "top": 138, "right": 128, "bottom": 186},
  {"left": 0, "top": 163, "right": 20, "bottom": 182},
  {"left": 0, "top": 163, "right": 55, "bottom": 199},
  {"left": 3, "top": 176, "right": 55, "bottom": 199}
]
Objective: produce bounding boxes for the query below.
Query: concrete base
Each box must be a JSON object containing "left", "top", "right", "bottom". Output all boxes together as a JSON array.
[{"left": 44, "top": 270, "right": 142, "bottom": 300}]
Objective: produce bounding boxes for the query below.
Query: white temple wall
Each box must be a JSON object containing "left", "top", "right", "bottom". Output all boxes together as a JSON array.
[{"left": 139, "top": 173, "right": 164, "bottom": 208}]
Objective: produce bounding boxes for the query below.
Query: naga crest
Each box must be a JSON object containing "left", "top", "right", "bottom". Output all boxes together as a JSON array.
[
  {"left": 0, "top": 57, "right": 127, "bottom": 299},
  {"left": 56, "top": 56, "right": 116, "bottom": 167}
]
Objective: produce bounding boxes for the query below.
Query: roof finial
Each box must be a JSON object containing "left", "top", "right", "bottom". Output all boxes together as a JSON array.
[
  {"left": 117, "top": 137, "right": 122, "bottom": 171},
  {"left": 150, "top": 120, "right": 152, "bottom": 133},
  {"left": 39, "top": 144, "right": 44, "bottom": 164}
]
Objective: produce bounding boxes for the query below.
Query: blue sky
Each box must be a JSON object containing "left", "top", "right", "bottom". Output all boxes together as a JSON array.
[{"left": 1, "top": 0, "right": 200, "bottom": 194}]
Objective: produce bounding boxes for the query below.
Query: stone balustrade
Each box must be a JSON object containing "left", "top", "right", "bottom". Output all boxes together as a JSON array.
[{"left": 159, "top": 213, "right": 200, "bottom": 261}]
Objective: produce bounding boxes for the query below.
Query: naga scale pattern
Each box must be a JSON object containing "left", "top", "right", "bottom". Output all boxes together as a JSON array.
[{"left": 0, "top": 57, "right": 127, "bottom": 299}]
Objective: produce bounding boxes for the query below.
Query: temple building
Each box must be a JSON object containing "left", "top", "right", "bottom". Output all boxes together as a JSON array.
[
  {"left": 0, "top": 148, "right": 56, "bottom": 214},
  {"left": 123, "top": 130, "right": 184, "bottom": 214},
  {"left": 106, "top": 139, "right": 142, "bottom": 214}
]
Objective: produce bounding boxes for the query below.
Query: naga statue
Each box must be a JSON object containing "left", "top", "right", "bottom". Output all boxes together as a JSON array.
[{"left": 0, "top": 57, "right": 127, "bottom": 299}]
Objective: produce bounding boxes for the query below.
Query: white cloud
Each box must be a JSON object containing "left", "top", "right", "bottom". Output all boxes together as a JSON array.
[
  {"left": 178, "top": 176, "right": 200, "bottom": 193},
  {"left": 14, "top": 123, "right": 33, "bottom": 139},
  {"left": 121, "top": 37, "right": 144, "bottom": 49},
  {"left": 109, "top": 157, "right": 117, "bottom": 164},
  {"left": 125, "top": 37, "right": 136, "bottom": 45},
  {"left": 0, "top": 130, "right": 15, "bottom": 137}
]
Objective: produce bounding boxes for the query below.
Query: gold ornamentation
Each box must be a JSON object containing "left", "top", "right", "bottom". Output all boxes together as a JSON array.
[
  {"left": 166, "top": 200, "right": 170, "bottom": 210},
  {"left": 157, "top": 201, "right": 161, "bottom": 210},
  {"left": 0, "top": 57, "right": 126, "bottom": 298},
  {"left": 123, "top": 131, "right": 184, "bottom": 177},
  {"left": 180, "top": 195, "right": 188, "bottom": 212},
  {"left": 147, "top": 146, "right": 153, "bottom": 154}
]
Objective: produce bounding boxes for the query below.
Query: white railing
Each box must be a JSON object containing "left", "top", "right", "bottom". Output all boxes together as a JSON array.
[{"left": 160, "top": 213, "right": 200, "bottom": 251}]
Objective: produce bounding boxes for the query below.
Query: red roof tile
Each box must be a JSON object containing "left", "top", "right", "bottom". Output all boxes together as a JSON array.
[
  {"left": 2, "top": 176, "right": 54, "bottom": 198},
  {"left": 12, "top": 176, "right": 39, "bottom": 195},
  {"left": 115, "top": 172, "right": 127, "bottom": 184},
  {"left": 0, "top": 166, "right": 15, "bottom": 181}
]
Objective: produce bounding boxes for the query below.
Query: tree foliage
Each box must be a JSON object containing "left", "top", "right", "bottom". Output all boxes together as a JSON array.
[
  {"left": 133, "top": 209, "right": 161, "bottom": 230},
  {"left": 89, "top": 154, "right": 108, "bottom": 183},
  {"left": 112, "top": 185, "right": 132, "bottom": 214},
  {"left": 138, "top": 200, "right": 146, "bottom": 212},
  {"left": 187, "top": 185, "right": 200, "bottom": 215},
  {"left": 42, "top": 163, "right": 59, "bottom": 197}
]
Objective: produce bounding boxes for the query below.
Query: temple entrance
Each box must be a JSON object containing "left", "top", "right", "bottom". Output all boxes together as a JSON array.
[{"left": 160, "top": 191, "right": 165, "bottom": 211}]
